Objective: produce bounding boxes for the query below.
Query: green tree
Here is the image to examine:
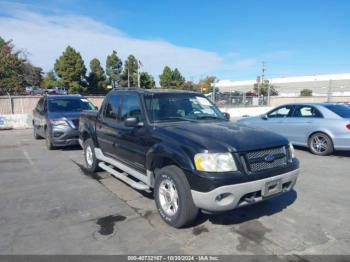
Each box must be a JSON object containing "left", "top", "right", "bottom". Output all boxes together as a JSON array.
[
  {"left": 42, "top": 71, "right": 61, "bottom": 89},
  {"left": 159, "top": 66, "right": 186, "bottom": 89},
  {"left": 159, "top": 66, "right": 173, "bottom": 88},
  {"left": 300, "top": 89, "right": 313, "bottom": 96},
  {"left": 0, "top": 38, "right": 25, "bottom": 95},
  {"left": 171, "top": 68, "right": 185, "bottom": 88},
  {"left": 54, "top": 46, "right": 86, "bottom": 93},
  {"left": 120, "top": 55, "right": 138, "bottom": 87},
  {"left": 253, "top": 80, "right": 278, "bottom": 96},
  {"left": 87, "top": 58, "right": 107, "bottom": 94},
  {"left": 22, "top": 63, "right": 43, "bottom": 87},
  {"left": 183, "top": 81, "right": 197, "bottom": 91},
  {"left": 139, "top": 72, "right": 155, "bottom": 89},
  {"left": 106, "top": 50, "right": 123, "bottom": 88}
]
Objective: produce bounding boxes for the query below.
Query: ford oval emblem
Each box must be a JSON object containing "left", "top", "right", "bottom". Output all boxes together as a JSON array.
[{"left": 264, "top": 154, "right": 275, "bottom": 163}]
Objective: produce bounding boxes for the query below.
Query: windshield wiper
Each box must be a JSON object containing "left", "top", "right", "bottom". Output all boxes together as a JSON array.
[
  {"left": 195, "top": 115, "right": 221, "bottom": 120},
  {"left": 157, "top": 117, "right": 193, "bottom": 122}
]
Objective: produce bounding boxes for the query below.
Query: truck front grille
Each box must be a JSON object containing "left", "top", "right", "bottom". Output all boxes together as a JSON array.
[{"left": 245, "top": 146, "right": 288, "bottom": 173}]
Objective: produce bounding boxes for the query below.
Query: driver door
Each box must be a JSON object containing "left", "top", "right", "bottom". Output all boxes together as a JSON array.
[{"left": 260, "top": 105, "right": 295, "bottom": 137}]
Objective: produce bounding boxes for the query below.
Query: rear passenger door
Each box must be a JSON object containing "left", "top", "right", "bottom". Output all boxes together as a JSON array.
[
  {"left": 96, "top": 94, "right": 122, "bottom": 156},
  {"left": 286, "top": 105, "right": 323, "bottom": 145}
]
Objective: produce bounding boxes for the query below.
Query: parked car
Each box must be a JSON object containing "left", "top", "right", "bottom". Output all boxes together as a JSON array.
[
  {"left": 33, "top": 95, "right": 96, "bottom": 150},
  {"left": 48, "top": 86, "right": 68, "bottom": 95},
  {"left": 25, "top": 86, "right": 44, "bottom": 96},
  {"left": 238, "top": 103, "right": 350, "bottom": 156},
  {"left": 79, "top": 89, "right": 299, "bottom": 228}
]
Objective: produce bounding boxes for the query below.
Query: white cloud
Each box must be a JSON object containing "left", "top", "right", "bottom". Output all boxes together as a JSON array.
[
  {"left": 0, "top": 3, "right": 223, "bottom": 79},
  {"left": 231, "top": 59, "right": 257, "bottom": 69},
  {"left": 226, "top": 51, "right": 240, "bottom": 57}
]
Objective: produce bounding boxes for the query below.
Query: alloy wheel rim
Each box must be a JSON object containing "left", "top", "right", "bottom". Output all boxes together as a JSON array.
[
  {"left": 312, "top": 135, "right": 328, "bottom": 153},
  {"left": 86, "top": 145, "right": 93, "bottom": 167},
  {"left": 158, "top": 179, "right": 179, "bottom": 216}
]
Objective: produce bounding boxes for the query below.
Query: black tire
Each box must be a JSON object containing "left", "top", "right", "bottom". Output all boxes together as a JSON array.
[
  {"left": 154, "top": 165, "right": 199, "bottom": 228},
  {"left": 45, "top": 128, "right": 55, "bottom": 150},
  {"left": 33, "top": 125, "right": 41, "bottom": 140},
  {"left": 309, "top": 132, "right": 334, "bottom": 156},
  {"left": 83, "top": 138, "right": 100, "bottom": 173}
]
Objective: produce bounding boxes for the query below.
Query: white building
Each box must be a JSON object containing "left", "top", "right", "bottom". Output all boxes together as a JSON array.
[{"left": 217, "top": 73, "right": 350, "bottom": 97}]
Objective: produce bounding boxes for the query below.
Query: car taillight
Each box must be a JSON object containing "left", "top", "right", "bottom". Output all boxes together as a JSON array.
[{"left": 347, "top": 124, "right": 350, "bottom": 130}]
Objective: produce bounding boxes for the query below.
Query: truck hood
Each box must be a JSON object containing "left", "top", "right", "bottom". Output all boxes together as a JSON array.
[{"left": 157, "top": 121, "right": 289, "bottom": 152}]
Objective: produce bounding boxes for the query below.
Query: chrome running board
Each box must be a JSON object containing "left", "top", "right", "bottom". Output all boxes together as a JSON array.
[
  {"left": 98, "top": 162, "right": 150, "bottom": 191},
  {"left": 94, "top": 148, "right": 153, "bottom": 188}
]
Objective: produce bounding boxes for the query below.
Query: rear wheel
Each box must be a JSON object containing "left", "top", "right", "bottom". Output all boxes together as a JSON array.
[
  {"left": 33, "top": 125, "right": 41, "bottom": 139},
  {"left": 84, "top": 138, "right": 100, "bottom": 173},
  {"left": 309, "top": 132, "right": 333, "bottom": 156},
  {"left": 154, "top": 165, "right": 198, "bottom": 228}
]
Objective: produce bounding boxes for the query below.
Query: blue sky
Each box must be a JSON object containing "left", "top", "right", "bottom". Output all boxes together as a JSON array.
[{"left": 0, "top": 0, "right": 349, "bottom": 81}]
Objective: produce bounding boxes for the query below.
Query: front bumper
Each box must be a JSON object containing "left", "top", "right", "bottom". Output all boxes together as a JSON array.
[
  {"left": 191, "top": 168, "right": 299, "bottom": 212},
  {"left": 50, "top": 127, "right": 80, "bottom": 147}
]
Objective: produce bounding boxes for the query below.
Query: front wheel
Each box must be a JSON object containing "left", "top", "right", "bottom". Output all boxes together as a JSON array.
[
  {"left": 154, "top": 165, "right": 198, "bottom": 228},
  {"left": 84, "top": 138, "right": 100, "bottom": 173},
  {"left": 45, "top": 128, "right": 55, "bottom": 150},
  {"left": 309, "top": 132, "right": 334, "bottom": 156}
]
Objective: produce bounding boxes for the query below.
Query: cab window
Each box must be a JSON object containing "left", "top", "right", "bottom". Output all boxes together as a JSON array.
[
  {"left": 36, "top": 97, "right": 44, "bottom": 112},
  {"left": 121, "top": 94, "right": 143, "bottom": 122},
  {"left": 292, "top": 106, "right": 323, "bottom": 118},
  {"left": 268, "top": 105, "right": 294, "bottom": 118},
  {"left": 103, "top": 94, "right": 121, "bottom": 121}
]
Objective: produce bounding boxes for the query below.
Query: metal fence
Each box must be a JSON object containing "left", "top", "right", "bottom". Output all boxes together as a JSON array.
[
  {"left": 1, "top": 94, "right": 350, "bottom": 115},
  {"left": 0, "top": 96, "right": 105, "bottom": 115},
  {"left": 213, "top": 93, "right": 268, "bottom": 107},
  {"left": 212, "top": 93, "right": 350, "bottom": 108}
]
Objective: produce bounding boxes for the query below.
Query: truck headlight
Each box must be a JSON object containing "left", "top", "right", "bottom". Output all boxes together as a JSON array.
[
  {"left": 194, "top": 153, "right": 237, "bottom": 172},
  {"left": 50, "top": 119, "right": 69, "bottom": 127},
  {"left": 289, "top": 143, "right": 295, "bottom": 159}
]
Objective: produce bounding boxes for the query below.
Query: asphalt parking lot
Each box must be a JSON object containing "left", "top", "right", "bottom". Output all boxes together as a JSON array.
[{"left": 0, "top": 129, "right": 350, "bottom": 255}]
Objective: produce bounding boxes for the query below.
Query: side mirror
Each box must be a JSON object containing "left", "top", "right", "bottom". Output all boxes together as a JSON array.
[
  {"left": 261, "top": 114, "right": 268, "bottom": 120},
  {"left": 223, "top": 112, "right": 230, "bottom": 120},
  {"left": 94, "top": 106, "right": 98, "bottom": 110},
  {"left": 125, "top": 117, "right": 143, "bottom": 127}
]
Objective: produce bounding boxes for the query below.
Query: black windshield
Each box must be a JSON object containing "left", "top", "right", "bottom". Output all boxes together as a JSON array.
[
  {"left": 324, "top": 104, "right": 350, "bottom": 118},
  {"left": 48, "top": 98, "right": 95, "bottom": 112},
  {"left": 144, "top": 93, "right": 225, "bottom": 123}
]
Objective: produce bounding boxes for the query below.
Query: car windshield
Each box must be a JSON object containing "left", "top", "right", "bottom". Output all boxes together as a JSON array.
[
  {"left": 144, "top": 93, "right": 225, "bottom": 123},
  {"left": 48, "top": 98, "right": 95, "bottom": 112},
  {"left": 324, "top": 104, "right": 350, "bottom": 118}
]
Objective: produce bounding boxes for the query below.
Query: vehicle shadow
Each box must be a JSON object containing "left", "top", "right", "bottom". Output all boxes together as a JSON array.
[
  {"left": 60, "top": 145, "right": 82, "bottom": 151},
  {"left": 192, "top": 190, "right": 297, "bottom": 226},
  {"left": 294, "top": 145, "right": 350, "bottom": 158}
]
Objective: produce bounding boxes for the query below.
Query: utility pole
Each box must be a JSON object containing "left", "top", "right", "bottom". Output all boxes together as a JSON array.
[
  {"left": 261, "top": 61, "right": 267, "bottom": 105},
  {"left": 137, "top": 67, "right": 140, "bottom": 88},
  {"left": 211, "top": 82, "right": 216, "bottom": 102},
  {"left": 261, "top": 61, "right": 266, "bottom": 83}
]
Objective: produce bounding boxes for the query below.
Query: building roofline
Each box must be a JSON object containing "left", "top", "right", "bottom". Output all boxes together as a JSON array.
[{"left": 217, "top": 72, "right": 350, "bottom": 87}]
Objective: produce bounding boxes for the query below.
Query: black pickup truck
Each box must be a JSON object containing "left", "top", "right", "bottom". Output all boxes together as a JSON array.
[{"left": 79, "top": 89, "right": 299, "bottom": 228}]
